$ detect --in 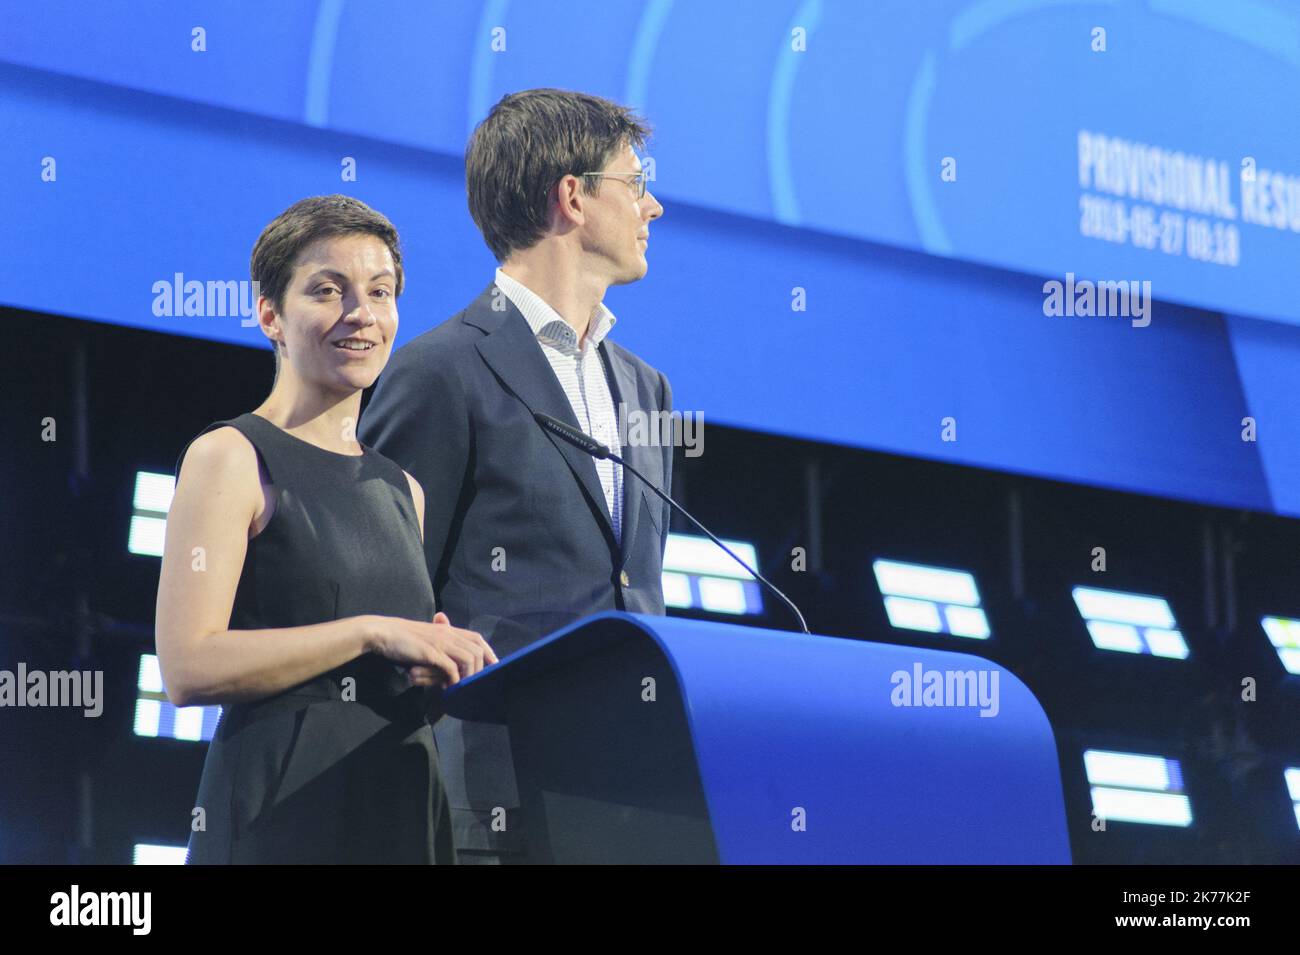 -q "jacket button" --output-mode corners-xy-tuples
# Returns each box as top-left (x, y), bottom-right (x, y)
(620, 570), (630, 587)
